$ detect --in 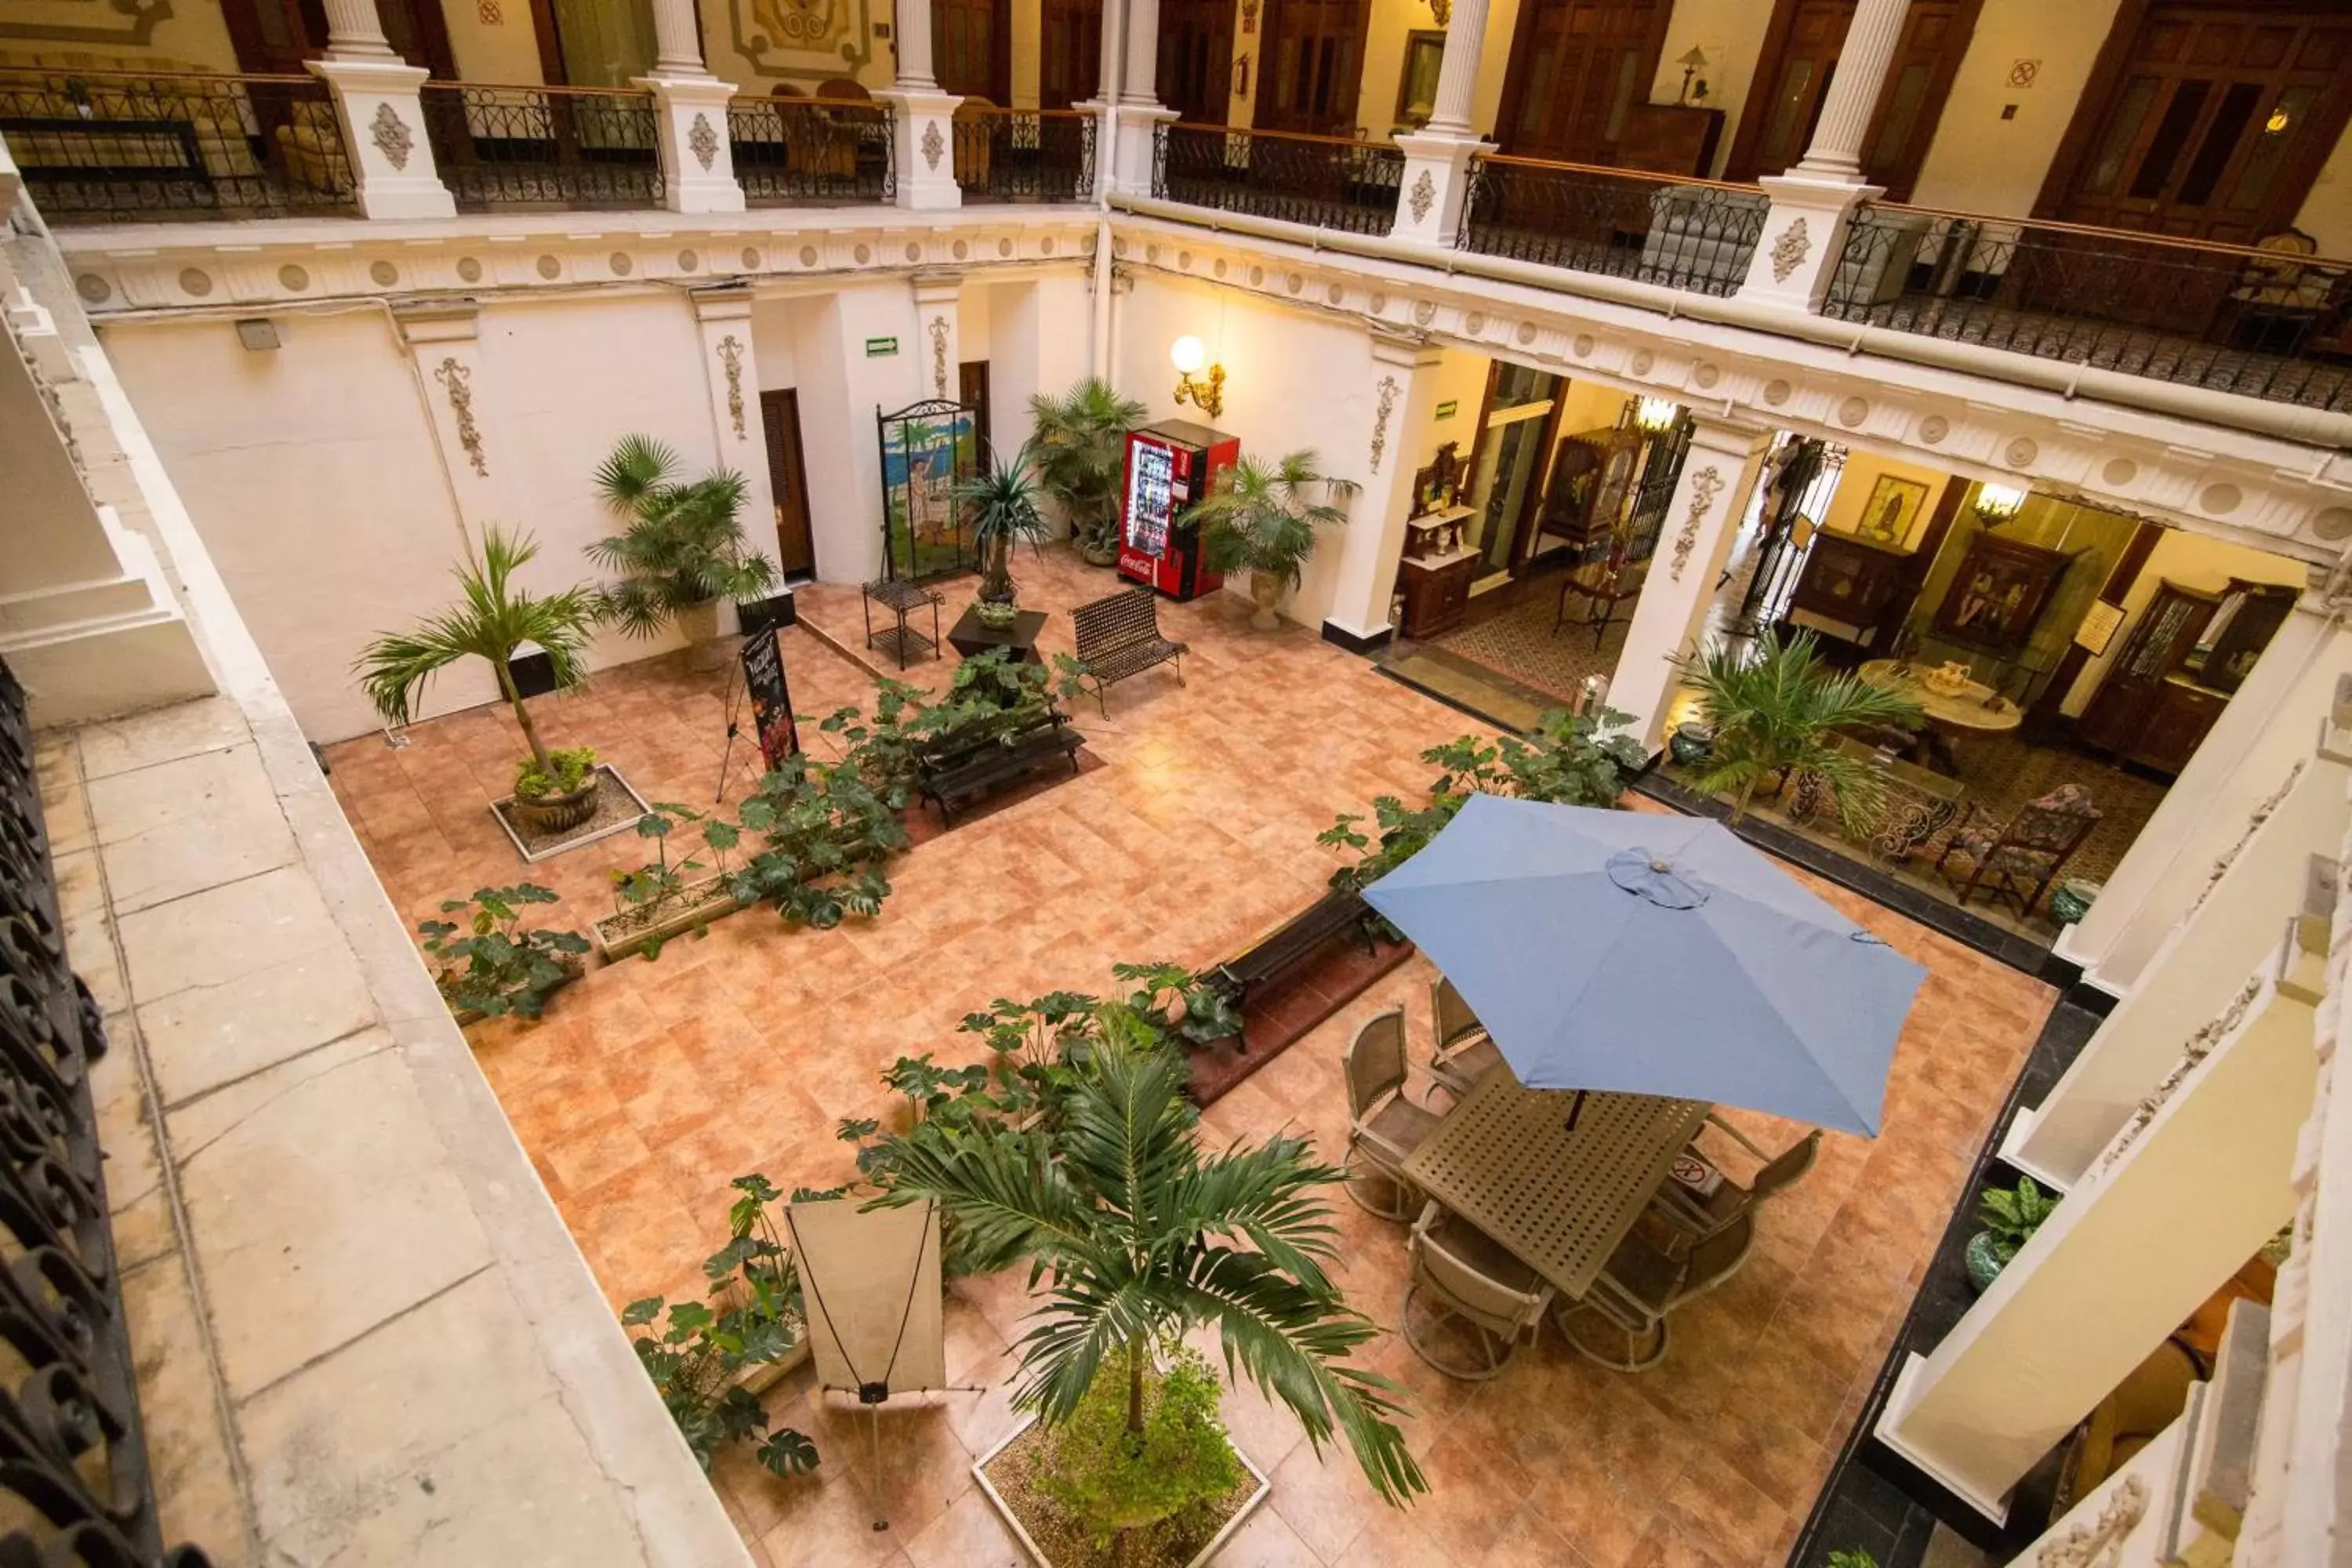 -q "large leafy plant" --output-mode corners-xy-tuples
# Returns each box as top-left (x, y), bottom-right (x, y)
(815, 650), (1087, 807)
(1976, 1175), (2057, 1266)
(591, 434), (777, 637)
(356, 525), (604, 792)
(952, 438), (1051, 612)
(1672, 629), (1924, 831)
(728, 752), (908, 929)
(1191, 449), (1359, 595)
(418, 884), (588, 1020)
(1028, 377), (1146, 561)
(877, 1011), (1426, 1563)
